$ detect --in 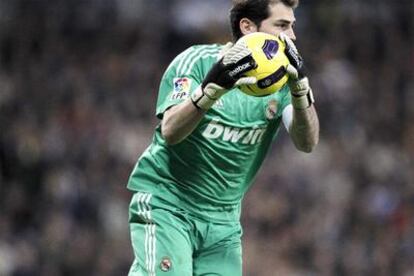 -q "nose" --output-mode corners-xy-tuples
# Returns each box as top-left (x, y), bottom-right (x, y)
(285, 29), (296, 41)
